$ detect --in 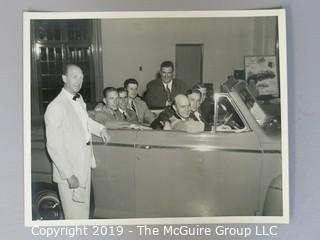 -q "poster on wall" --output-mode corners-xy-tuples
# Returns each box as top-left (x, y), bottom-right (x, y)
(245, 56), (279, 98)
